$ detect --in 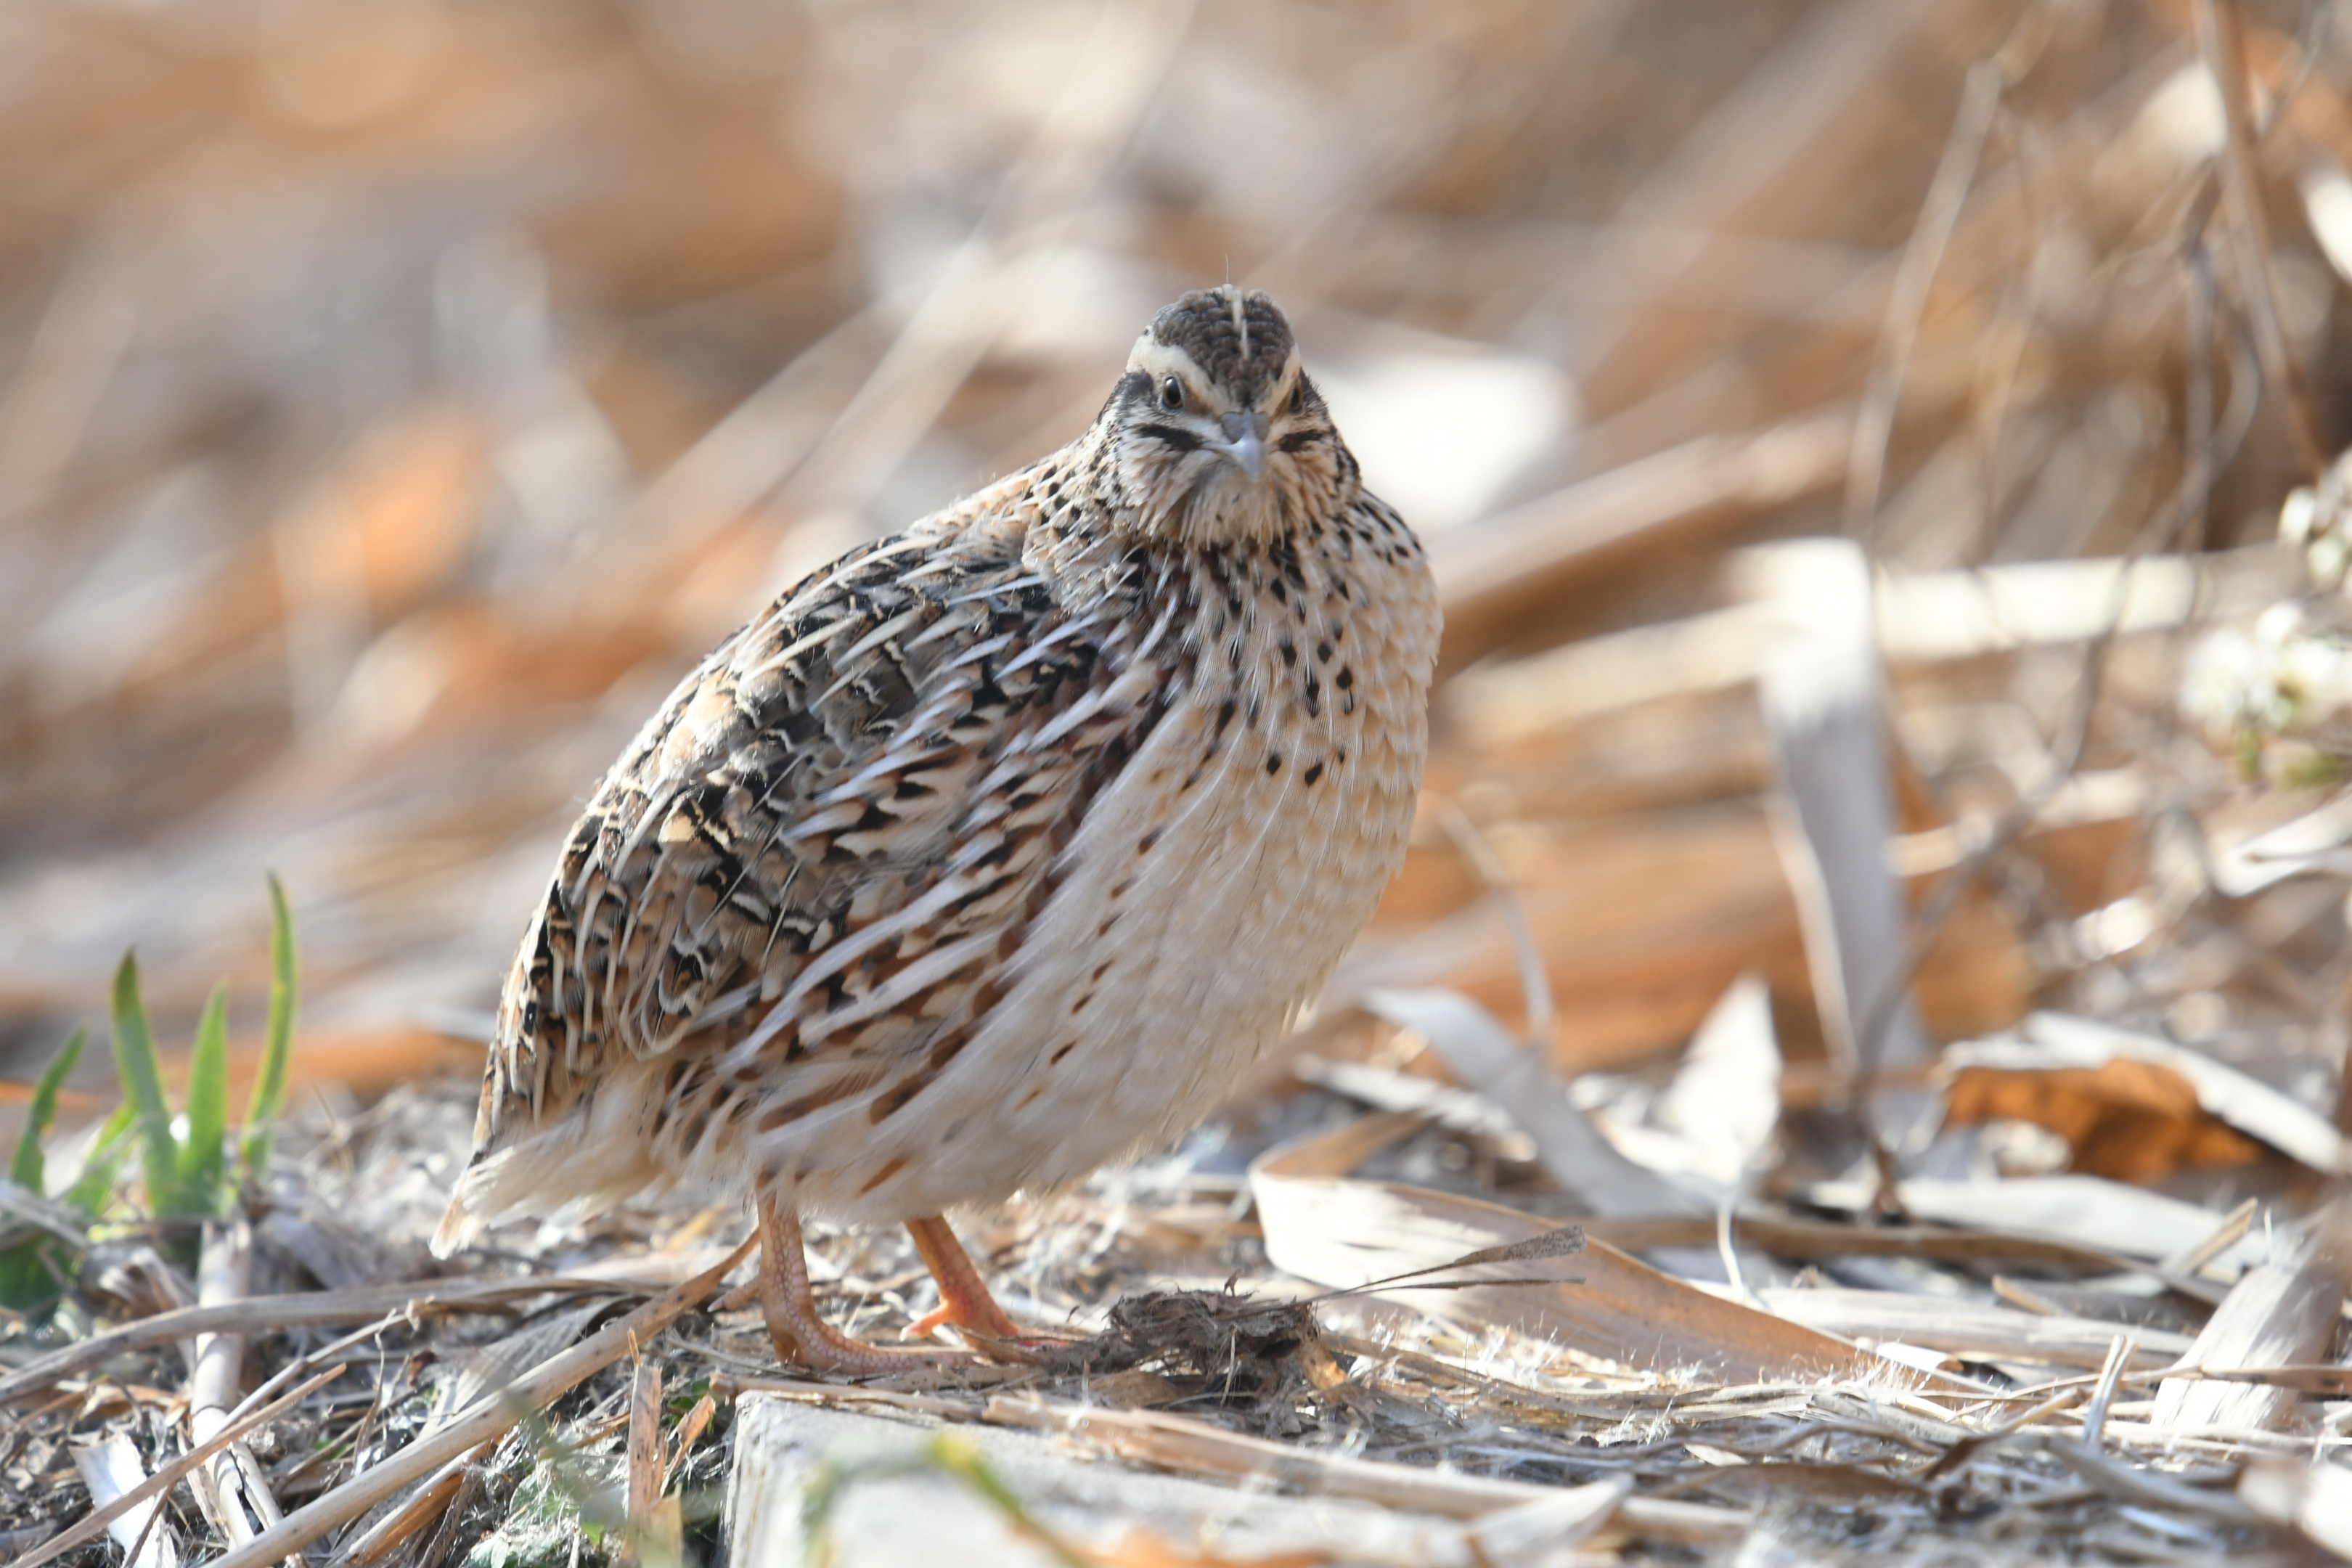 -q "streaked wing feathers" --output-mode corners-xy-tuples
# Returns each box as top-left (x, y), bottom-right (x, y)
(461, 499), (1183, 1182)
